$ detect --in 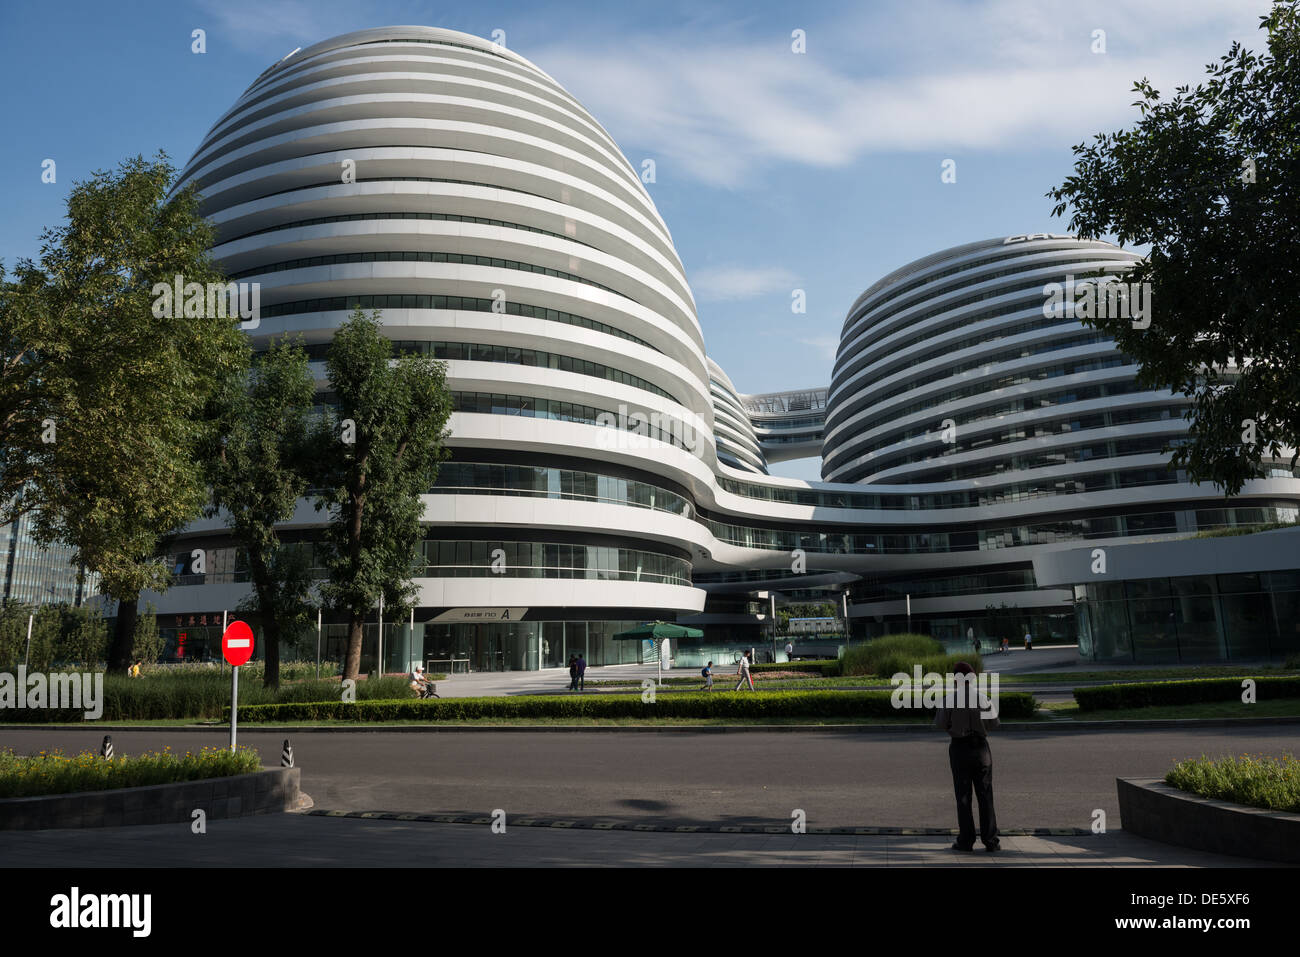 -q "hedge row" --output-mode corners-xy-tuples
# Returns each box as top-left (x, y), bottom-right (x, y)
(0, 673), (416, 722)
(1074, 676), (1300, 711)
(751, 660), (842, 676)
(234, 689), (1039, 722)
